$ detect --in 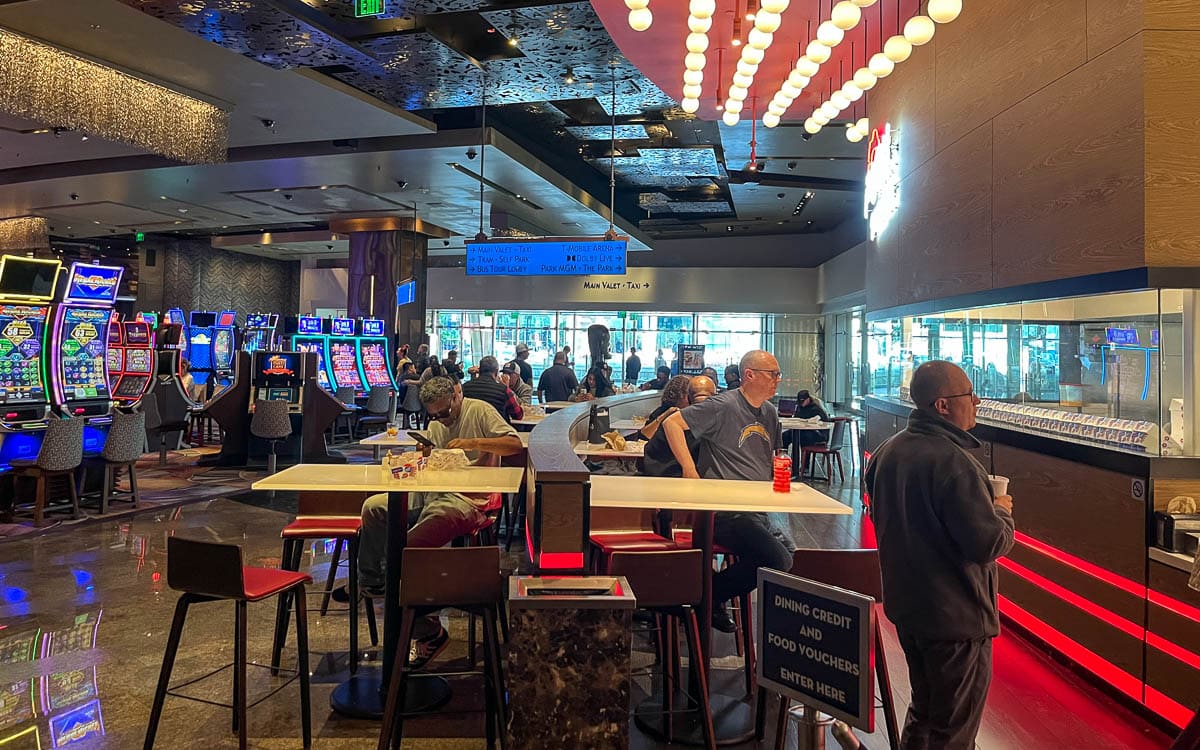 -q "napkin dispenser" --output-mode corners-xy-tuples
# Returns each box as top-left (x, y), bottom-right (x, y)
(587, 403), (610, 444)
(1154, 512), (1200, 552)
